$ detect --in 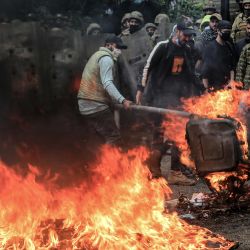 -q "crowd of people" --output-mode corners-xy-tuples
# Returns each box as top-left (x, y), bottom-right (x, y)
(78, 0), (250, 186)
(86, 10), (164, 45)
